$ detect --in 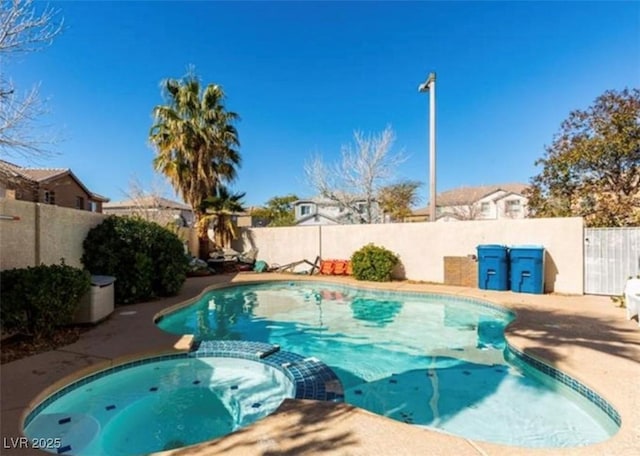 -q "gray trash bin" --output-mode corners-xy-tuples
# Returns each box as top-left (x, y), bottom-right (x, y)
(74, 275), (116, 324)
